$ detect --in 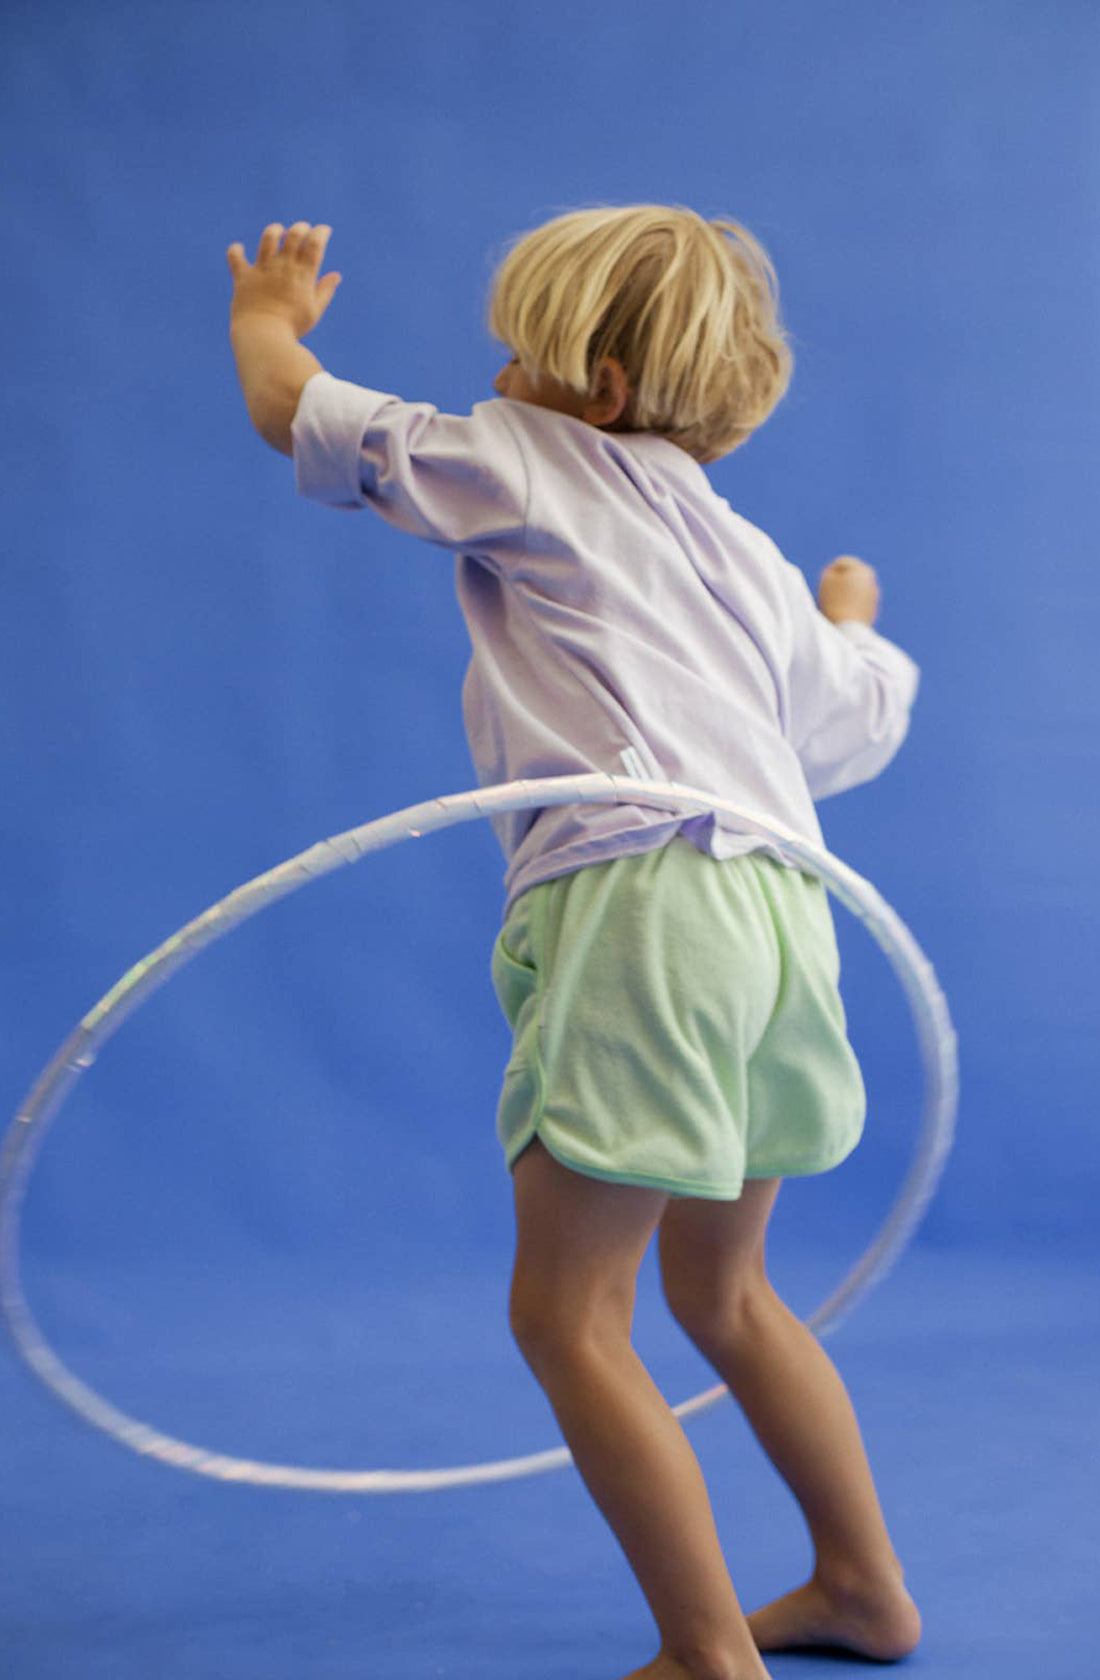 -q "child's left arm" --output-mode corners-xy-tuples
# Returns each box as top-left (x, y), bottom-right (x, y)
(227, 222), (342, 455)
